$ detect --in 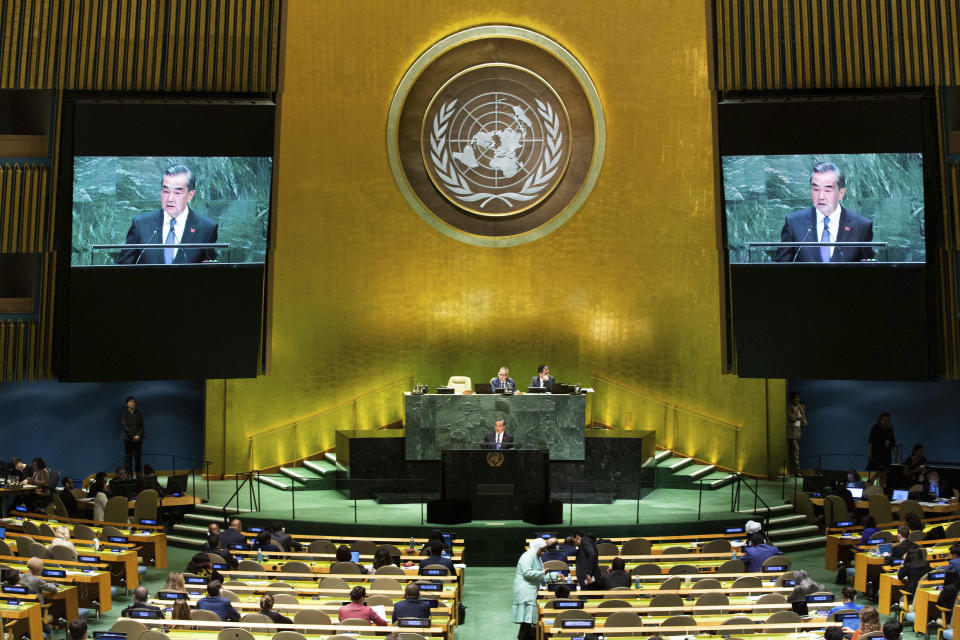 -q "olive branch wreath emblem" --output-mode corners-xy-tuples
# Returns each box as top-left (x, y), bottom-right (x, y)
(428, 98), (563, 210)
